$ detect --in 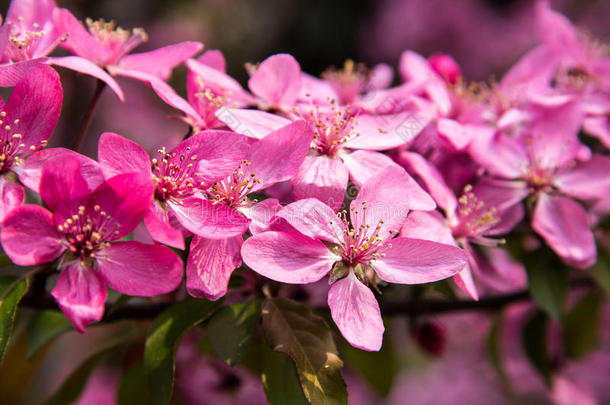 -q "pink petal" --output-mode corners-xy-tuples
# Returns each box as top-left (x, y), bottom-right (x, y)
(117, 41), (203, 81)
(7, 0), (57, 30)
(240, 198), (282, 234)
(53, 8), (110, 64)
(195, 49), (226, 71)
(470, 246), (527, 293)
(51, 263), (106, 333)
(241, 231), (338, 283)
(214, 108), (291, 139)
(4, 63), (62, 148)
(298, 73), (338, 103)
(532, 194), (596, 269)
(400, 210), (456, 246)
(247, 120), (312, 191)
(0, 179), (24, 222)
(185, 58), (254, 105)
(453, 265), (479, 301)
(436, 118), (494, 151)
(186, 235), (242, 300)
(340, 150), (398, 189)
(48, 56), (124, 101)
(292, 155), (349, 212)
(328, 271), (384, 351)
(368, 63), (393, 90)
(144, 201), (185, 250)
(276, 198), (347, 245)
(97, 132), (151, 179)
(169, 197), (251, 239)
(350, 166), (435, 239)
(398, 50), (432, 85)
(583, 116), (610, 149)
(1, 204), (63, 265)
(39, 156), (92, 216)
(374, 237), (467, 284)
(469, 133), (529, 179)
(174, 130), (249, 187)
(111, 66), (203, 126)
(87, 173), (153, 240)
(0, 59), (50, 87)
(248, 53), (301, 108)
(395, 151), (457, 215)
(16, 147), (104, 193)
(554, 154), (610, 202)
(345, 113), (425, 150)
(97, 241), (183, 296)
